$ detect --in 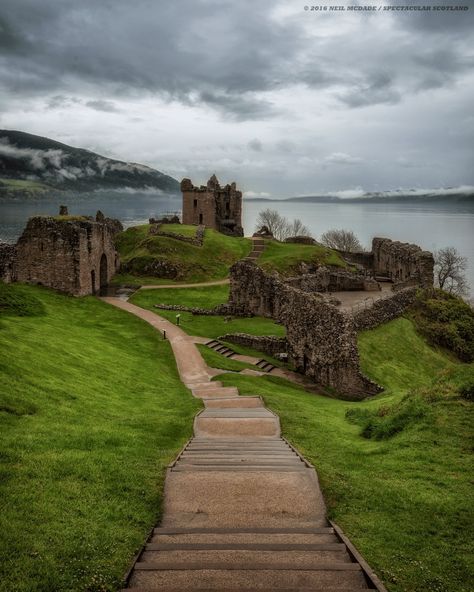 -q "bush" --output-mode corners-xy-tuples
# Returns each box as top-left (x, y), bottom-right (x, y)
(346, 394), (430, 440)
(459, 382), (474, 402)
(411, 289), (474, 362)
